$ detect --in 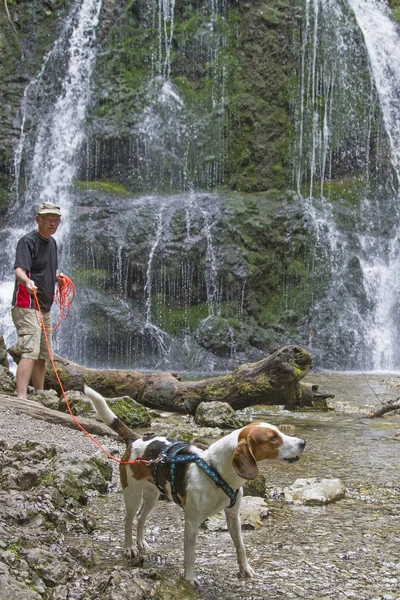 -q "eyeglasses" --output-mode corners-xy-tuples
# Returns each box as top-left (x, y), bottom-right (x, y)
(40, 216), (61, 223)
